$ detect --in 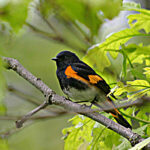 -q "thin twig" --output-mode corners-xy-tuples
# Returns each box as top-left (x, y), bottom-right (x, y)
(7, 85), (66, 114)
(0, 112), (68, 138)
(7, 85), (42, 106)
(120, 111), (150, 124)
(25, 22), (64, 42)
(16, 101), (49, 128)
(0, 112), (68, 121)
